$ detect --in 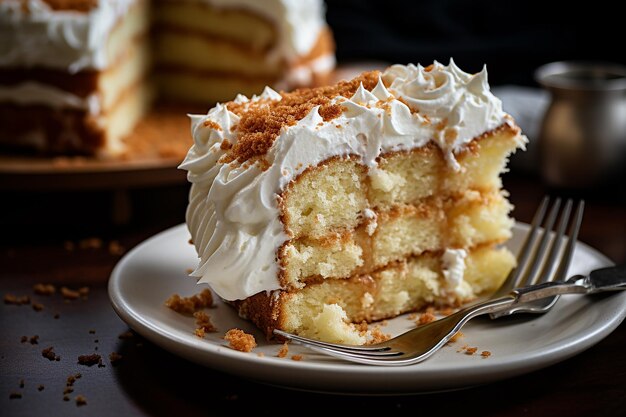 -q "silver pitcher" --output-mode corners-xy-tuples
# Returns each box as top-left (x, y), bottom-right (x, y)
(535, 62), (626, 188)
